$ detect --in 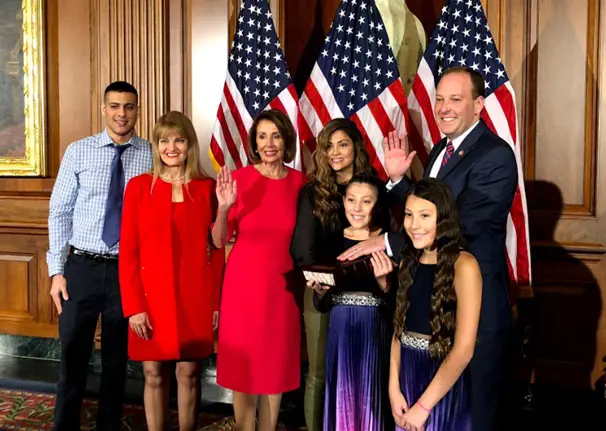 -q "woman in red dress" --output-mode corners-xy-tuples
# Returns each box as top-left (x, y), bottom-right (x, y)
(212, 109), (305, 431)
(119, 111), (224, 431)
